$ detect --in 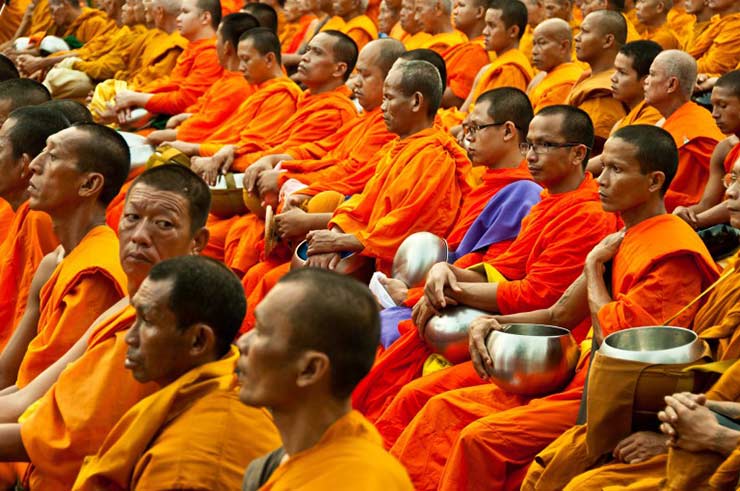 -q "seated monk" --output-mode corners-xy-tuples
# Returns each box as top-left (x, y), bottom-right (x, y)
(112, 0), (224, 124)
(580, 0), (642, 41)
(519, 0), (546, 64)
(238, 268), (414, 490)
(0, 123), (131, 391)
(527, 18), (584, 113)
(145, 12), (258, 146)
(414, 0), (467, 54)
(279, 0), (315, 49)
(644, 50), (723, 211)
(440, 0), (534, 130)
(72, 256), (281, 490)
(675, 70), (740, 230)
(635, 0), (679, 49)
(357, 105), (619, 423)
(682, 0), (713, 51)
(438, 0), (490, 109)
(390, 124), (719, 491)
(379, 0), (401, 35)
(320, 0), (378, 50)
(279, 0), (333, 69)
(397, 0), (432, 48)
(0, 165), (212, 489)
(688, 0), (740, 78)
